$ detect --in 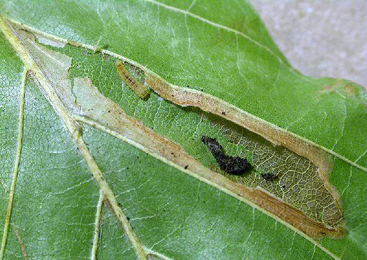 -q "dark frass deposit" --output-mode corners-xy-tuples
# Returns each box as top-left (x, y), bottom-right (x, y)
(201, 136), (252, 175)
